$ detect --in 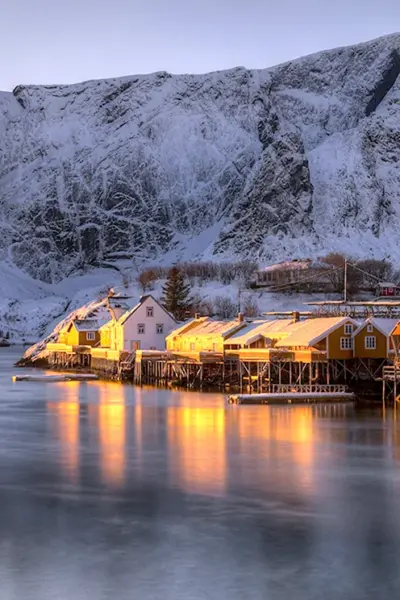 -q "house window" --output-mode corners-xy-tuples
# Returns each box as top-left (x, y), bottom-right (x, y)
(367, 324), (374, 333)
(156, 324), (164, 334)
(365, 336), (376, 350)
(190, 343), (195, 352)
(86, 332), (95, 341)
(212, 343), (218, 352)
(344, 324), (353, 335)
(340, 337), (353, 350)
(146, 307), (154, 318)
(137, 323), (145, 335)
